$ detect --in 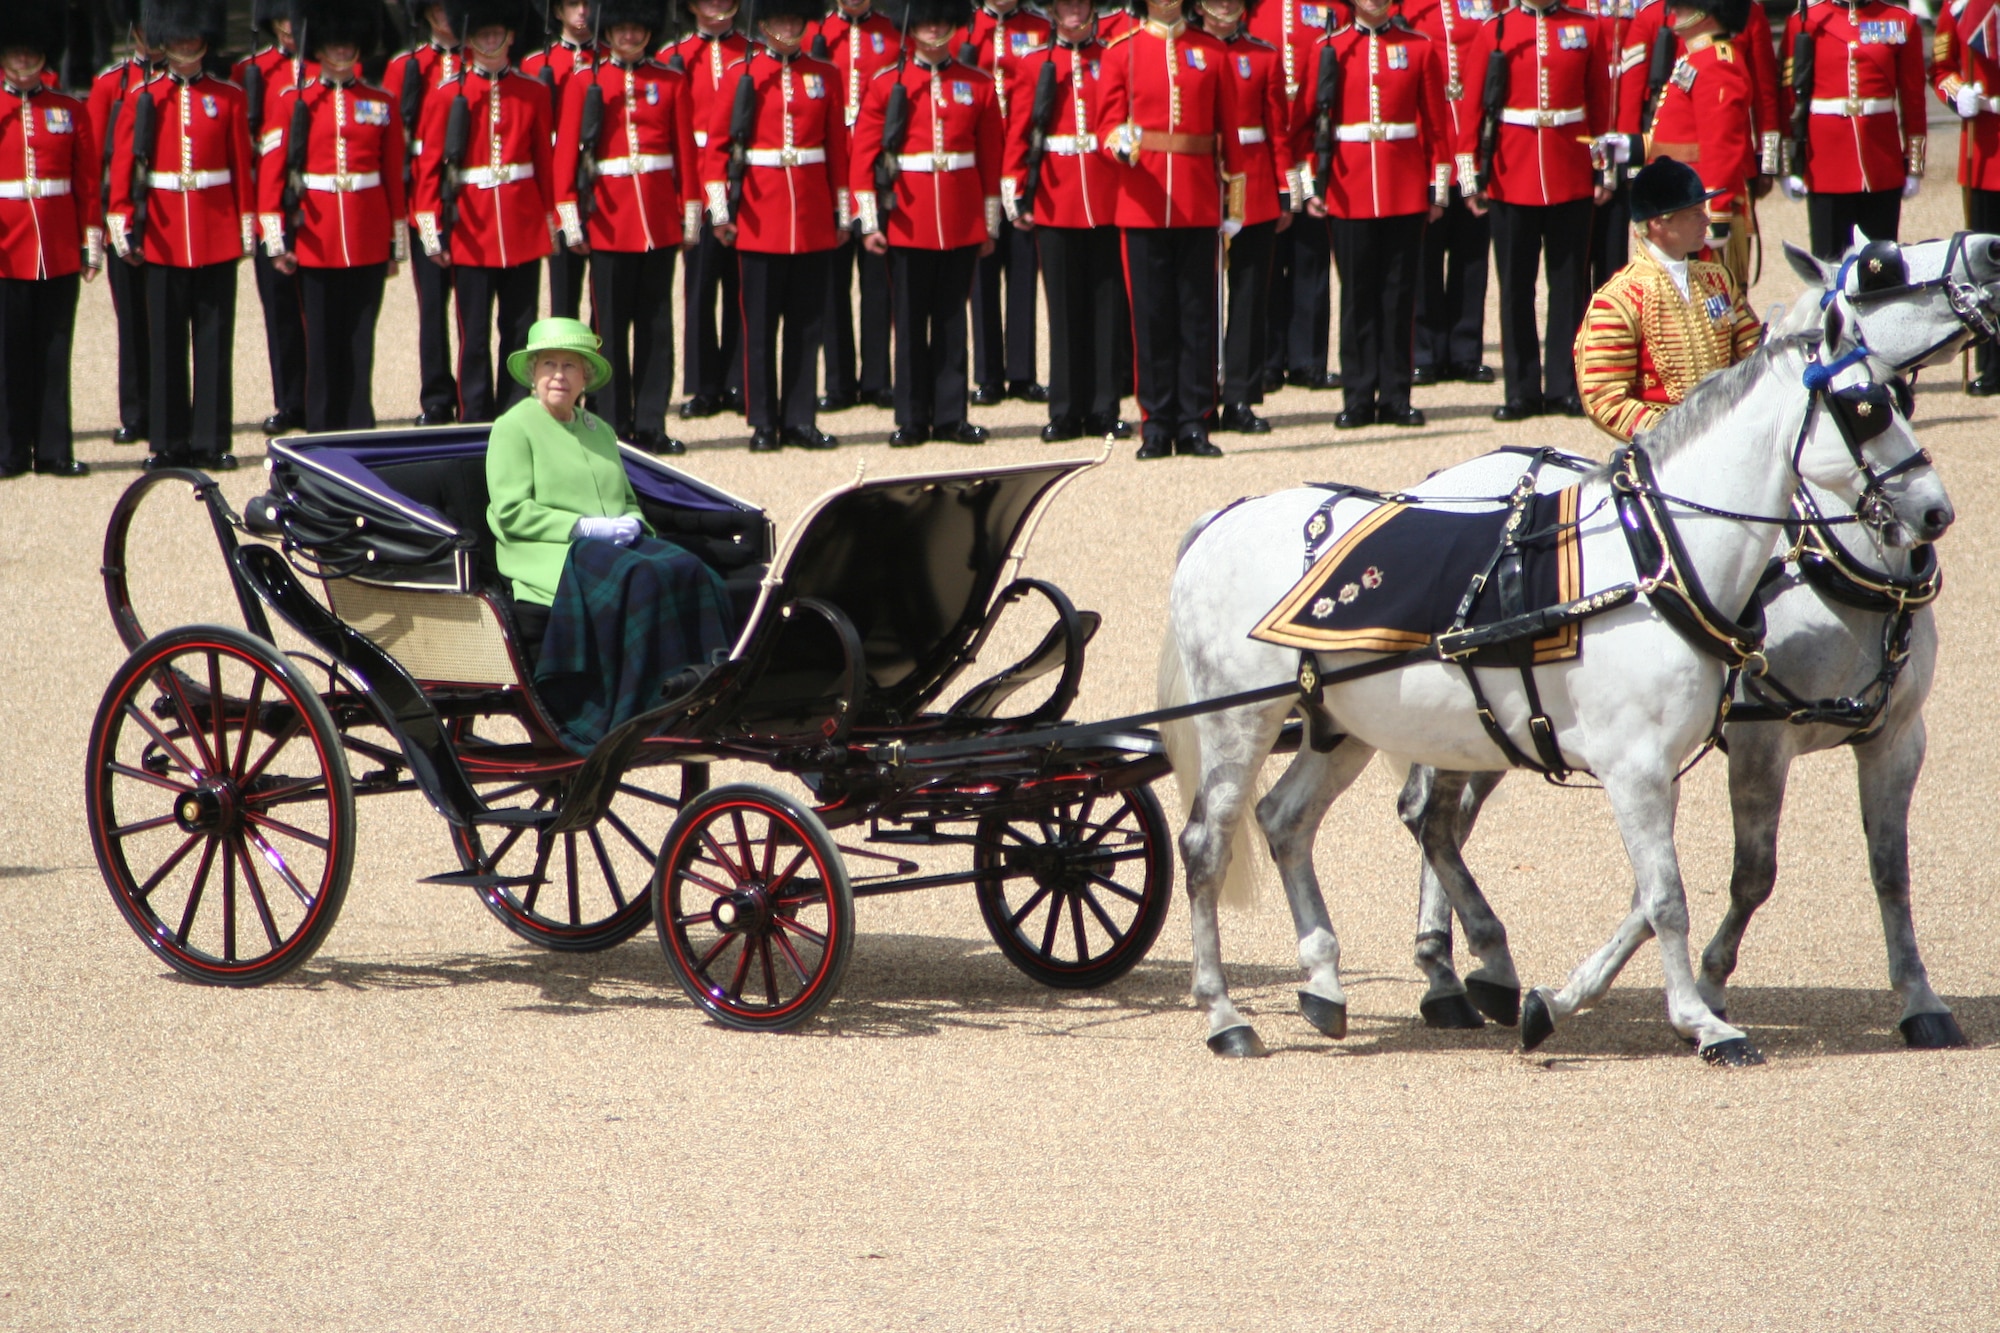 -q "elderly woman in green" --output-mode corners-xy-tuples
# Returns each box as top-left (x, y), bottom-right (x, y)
(487, 318), (732, 750)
